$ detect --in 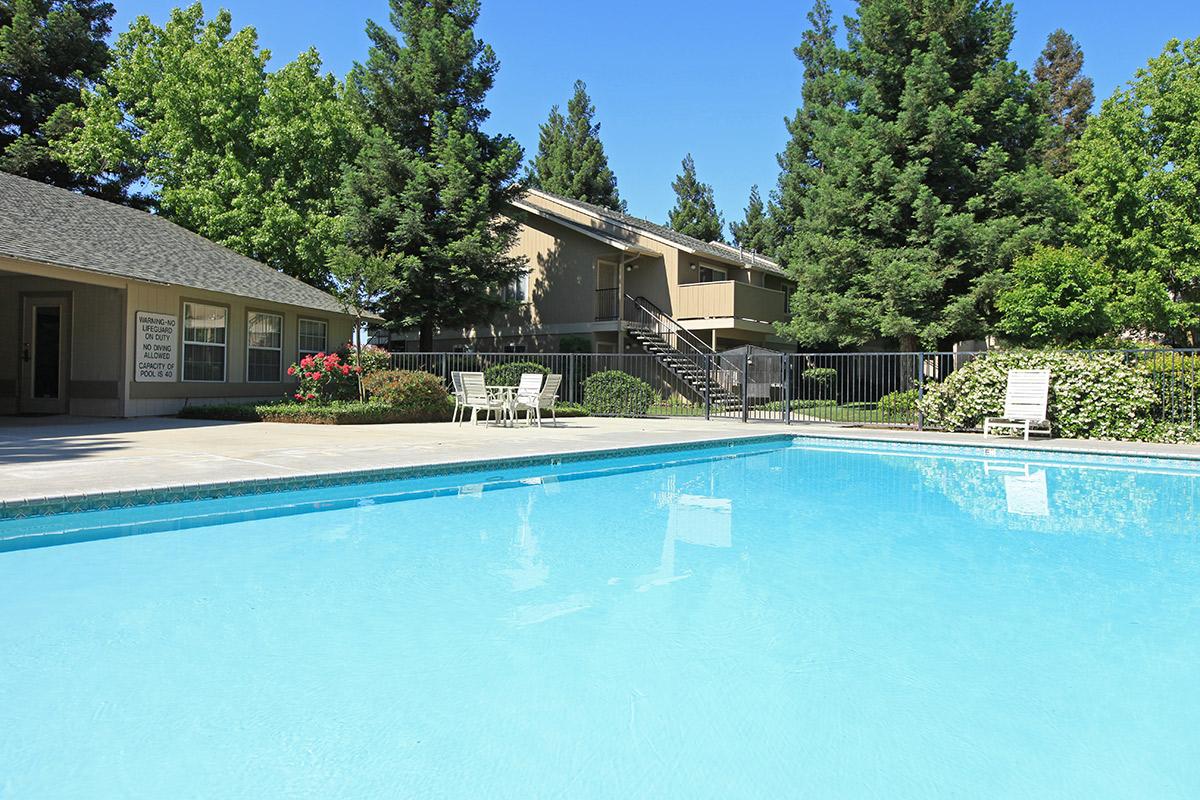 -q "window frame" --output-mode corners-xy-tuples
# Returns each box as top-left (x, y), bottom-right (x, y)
(245, 310), (284, 383)
(696, 263), (728, 283)
(297, 317), (329, 360)
(180, 300), (229, 383)
(503, 270), (531, 303)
